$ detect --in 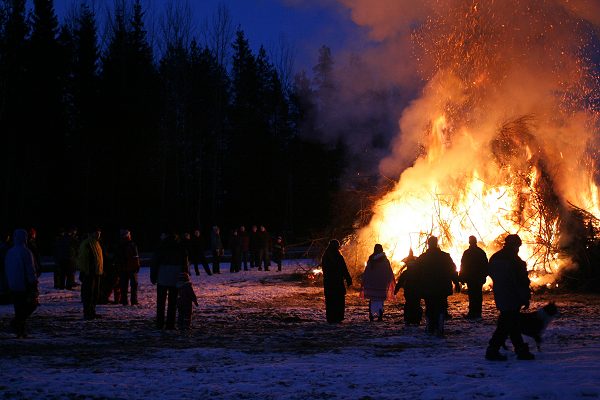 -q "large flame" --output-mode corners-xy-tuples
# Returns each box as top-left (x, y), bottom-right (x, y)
(340, 1), (600, 286)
